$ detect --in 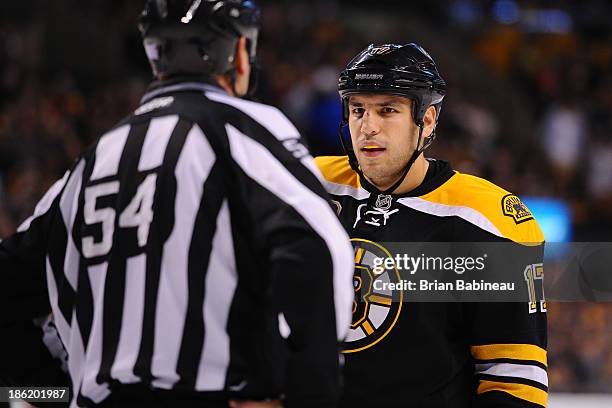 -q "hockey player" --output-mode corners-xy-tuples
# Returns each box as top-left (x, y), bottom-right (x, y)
(315, 43), (548, 407)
